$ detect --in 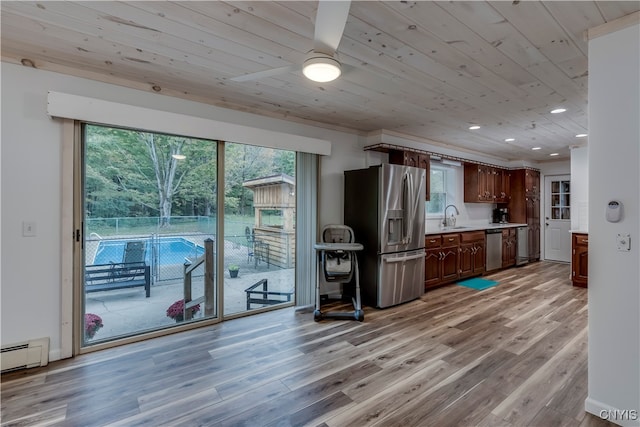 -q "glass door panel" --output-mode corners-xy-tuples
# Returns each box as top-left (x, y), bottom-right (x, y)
(82, 124), (218, 345)
(545, 175), (571, 262)
(223, 142), (296, 316)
